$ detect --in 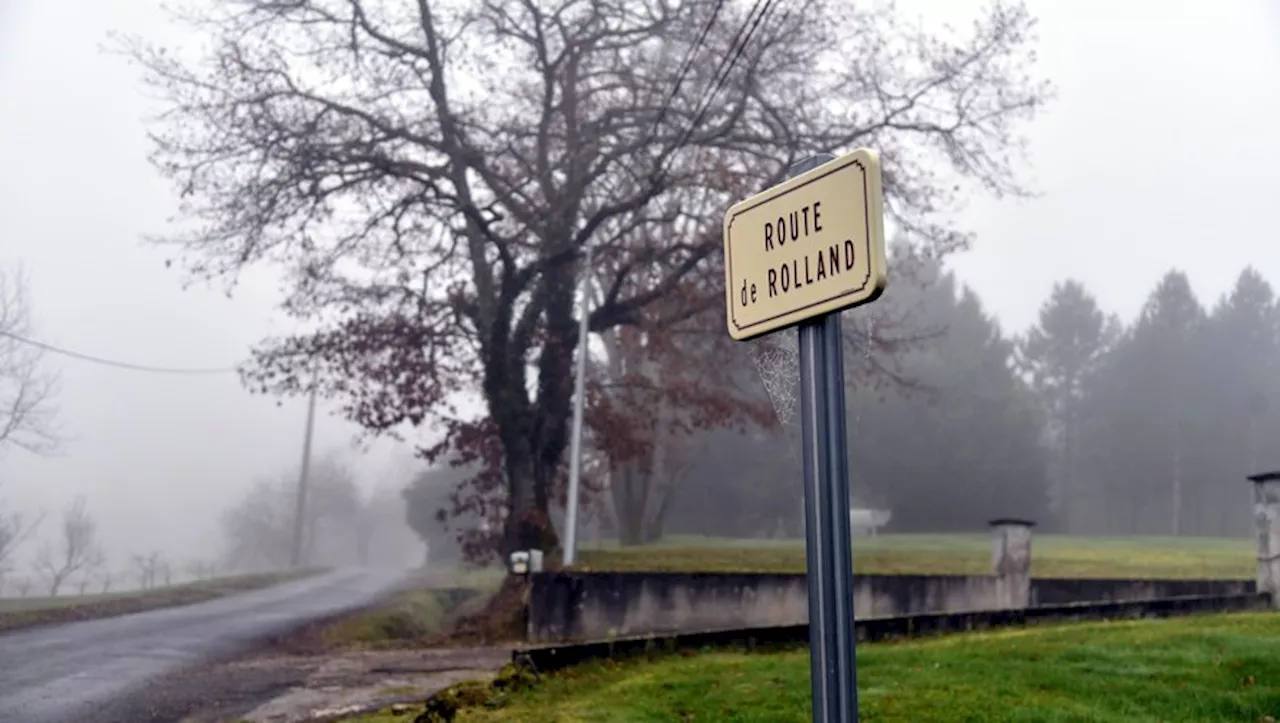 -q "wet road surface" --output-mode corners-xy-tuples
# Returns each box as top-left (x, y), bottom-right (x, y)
(0, 567), (408, 723)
